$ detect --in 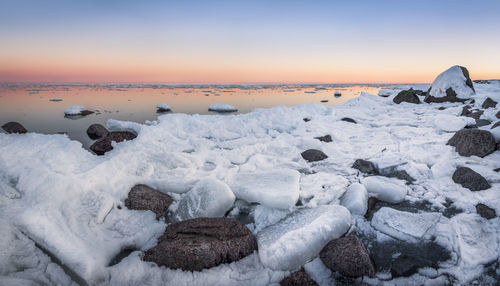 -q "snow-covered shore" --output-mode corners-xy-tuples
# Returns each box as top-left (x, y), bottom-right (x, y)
(1, 73), (499, 285)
